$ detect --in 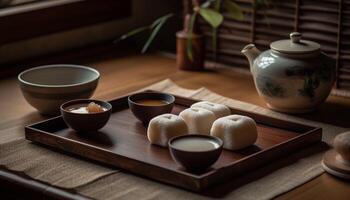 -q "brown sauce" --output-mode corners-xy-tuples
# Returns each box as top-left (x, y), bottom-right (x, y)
(135, 99), (169, 106)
